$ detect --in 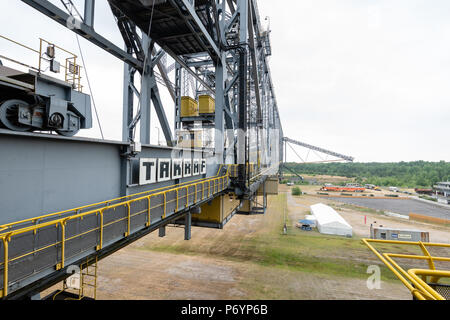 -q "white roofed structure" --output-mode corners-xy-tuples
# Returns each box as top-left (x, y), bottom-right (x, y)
(310, 203), (353, 237)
